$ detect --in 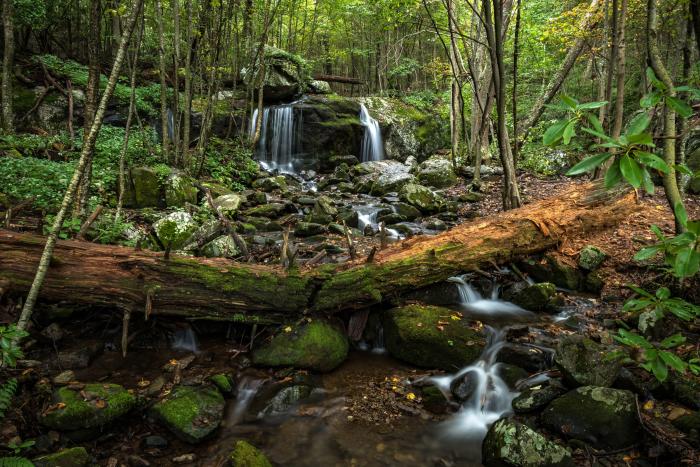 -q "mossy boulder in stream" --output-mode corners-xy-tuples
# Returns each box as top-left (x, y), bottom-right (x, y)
(482, 418), (574, 467)
(149, 385), (225, 443)
(230, 440), (272, 467)
(41, 383), (136, 431)
(555, 335), (621, 387)
(34, 446), (90, 467)
(542, 386), (641, 450)
(578, 245), (607, 271)
(252, 321), (349, 372)
(382, 305), (485, 371)
(507, 282), (558, 312)
(399, 183), (443, 213)
(416, 156), (457, 188)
